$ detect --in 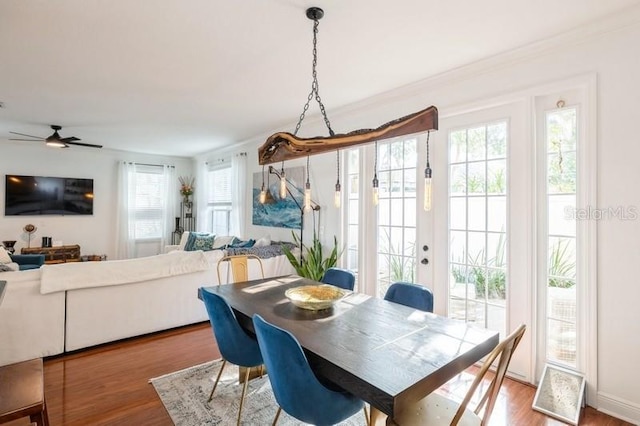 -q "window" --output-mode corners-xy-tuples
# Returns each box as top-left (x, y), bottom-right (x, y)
(345, 149), (360, 286)
(448, 121), (508, 334)
(131, 165), (165, 240)
(206, 165), (232, 235)
(376, 138), (417, 298)
(543, 106), (578, 367)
